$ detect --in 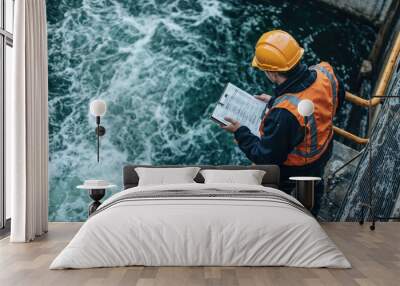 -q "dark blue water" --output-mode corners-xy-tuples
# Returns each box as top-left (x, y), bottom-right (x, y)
(46, 0), (376, 221)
